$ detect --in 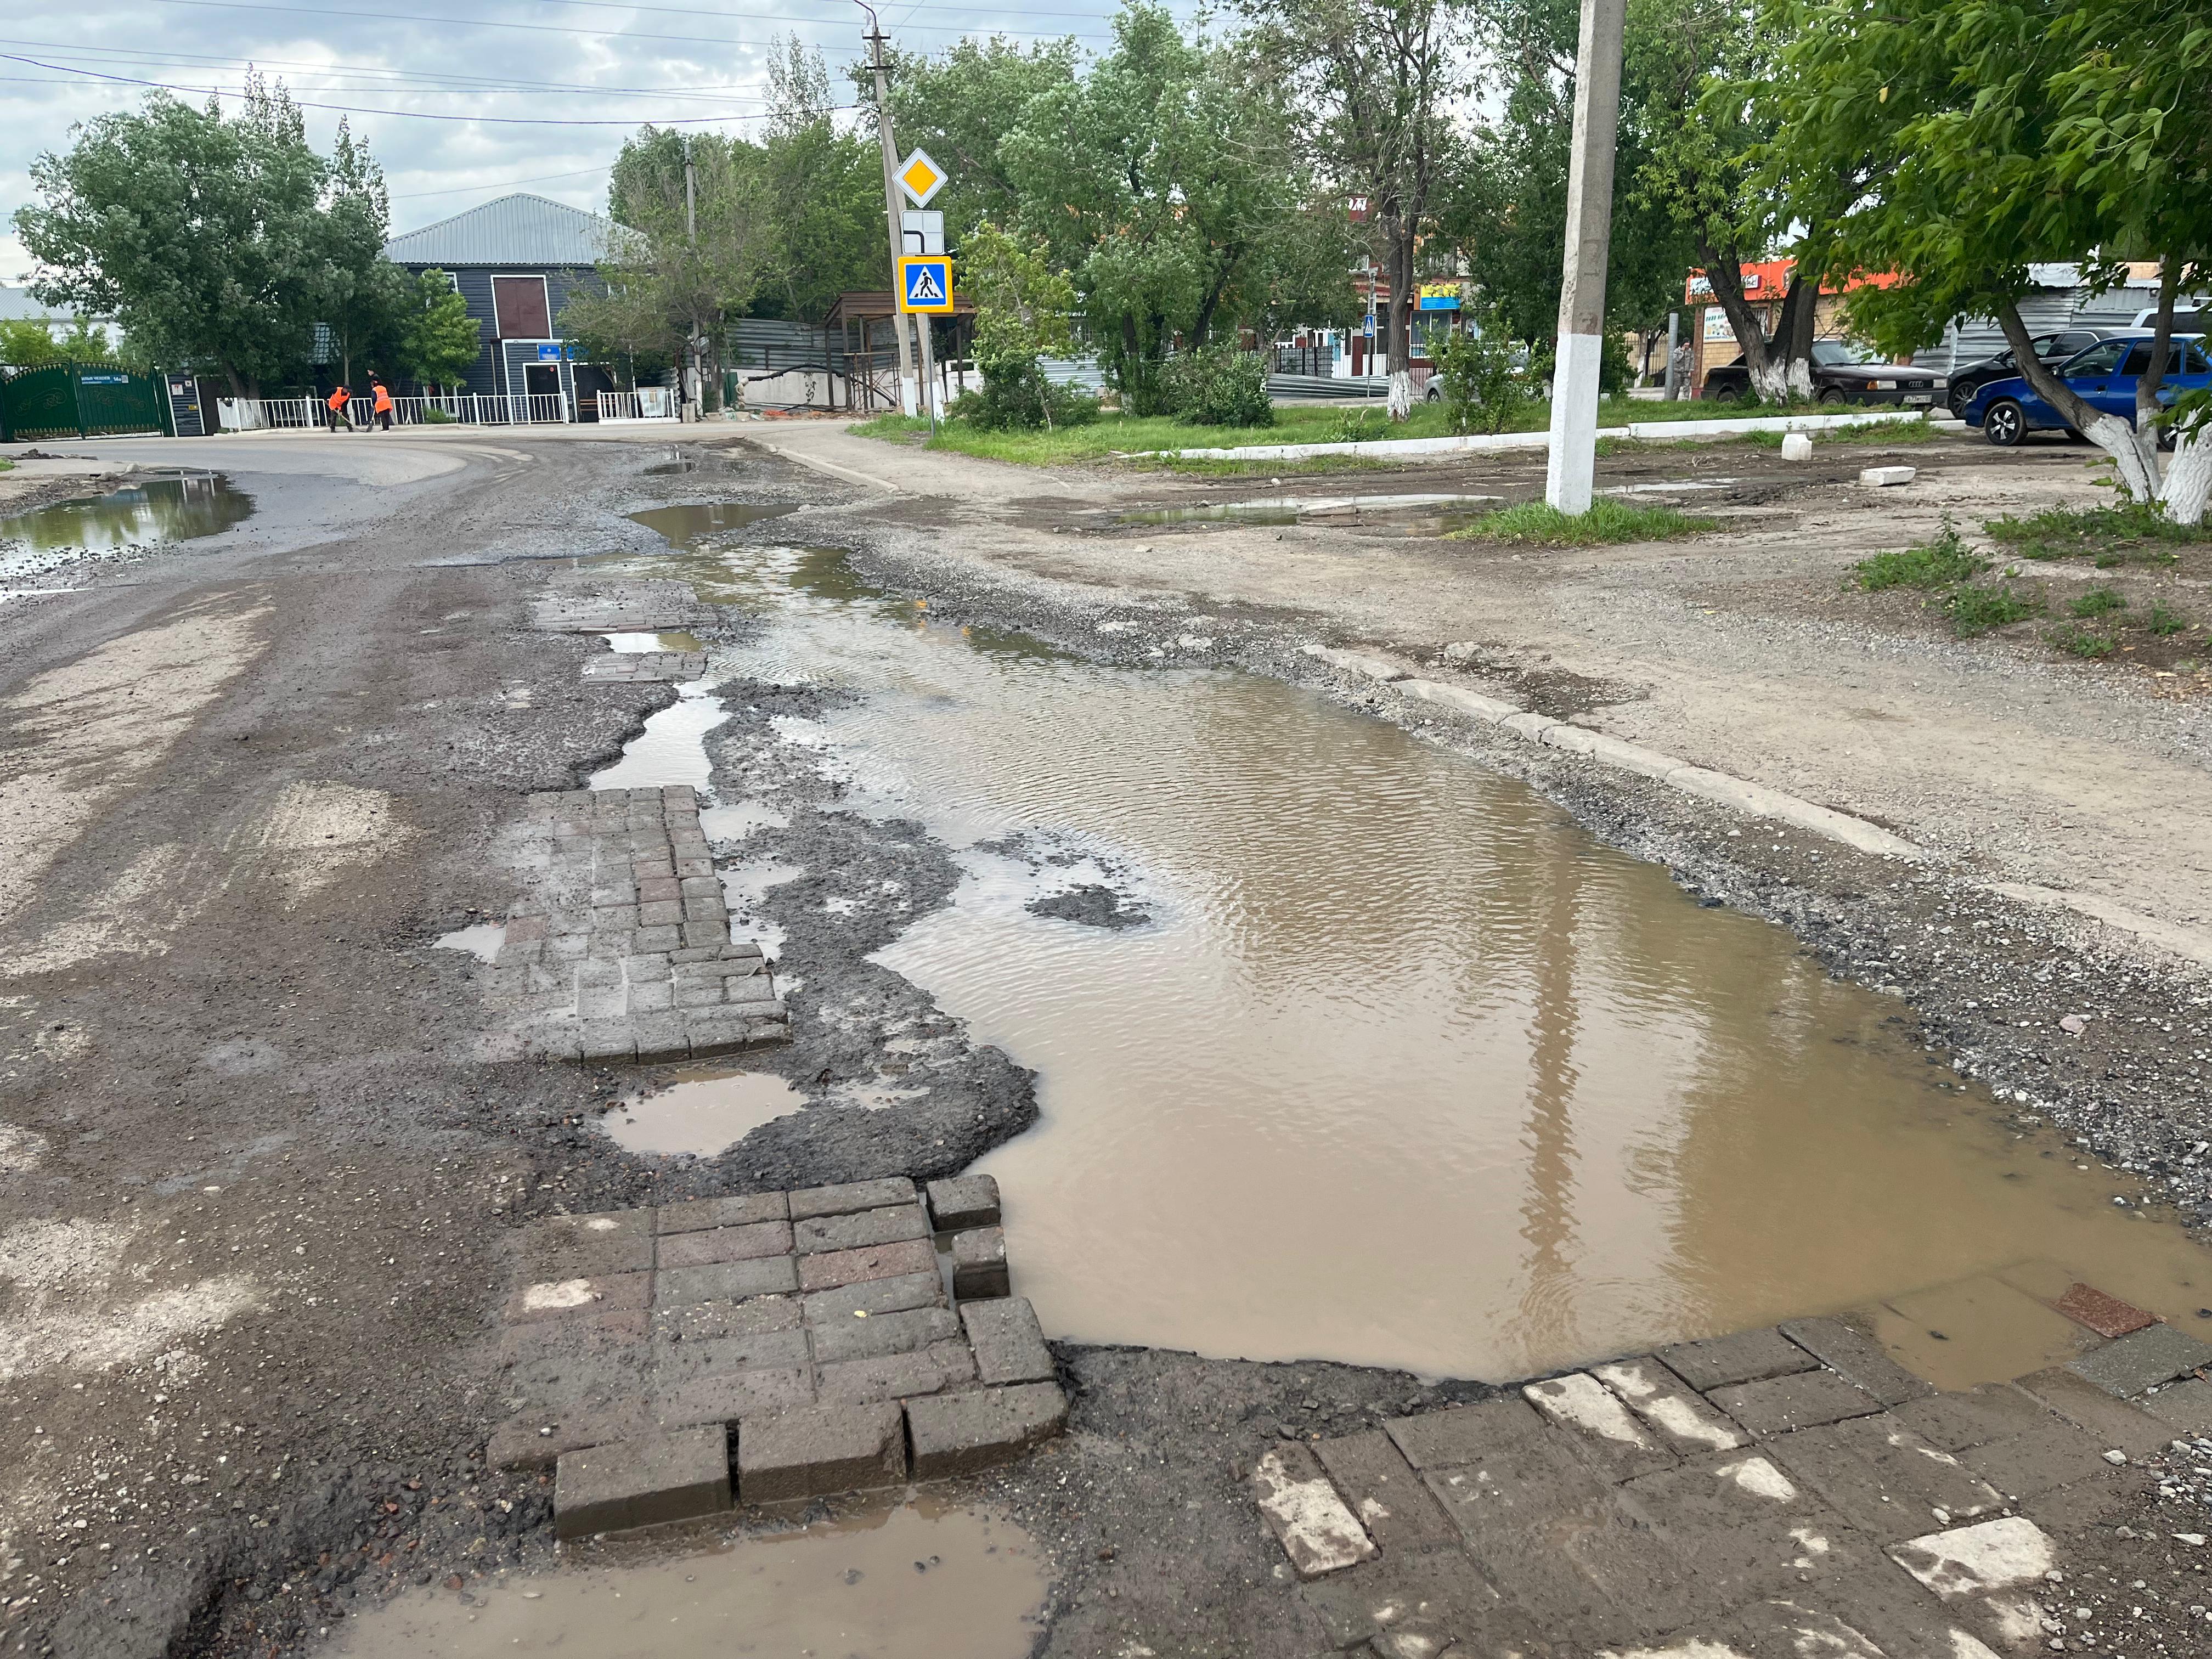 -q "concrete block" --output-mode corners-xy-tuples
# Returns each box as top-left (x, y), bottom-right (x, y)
(1386, 1397), (1548, 1471)
(802, 1271), (947, 1324)
(652, 1295), (802, 1345)
(504, 1272), (653, 1325)
(652, 1328), (811, 1380)
(2066, 1323), (2212, 1396)
(924, 1173), (1001, 1233)
(2140, 1374), (2212, 1435)
(654, 1219), (793, 1269)
(906, 1381), (1069, 1479)
(793, 1203), (930, 1254)
(1312, 1430), (1459, 1554)
(489, 1399), (652, 1471)
(1887, 1516), (2056, 1649)
(1250, 1442), (1378, 1579)
(498, 1310), (650, 1369)
(736, 1401), (906, 1503)
(1780, 431), (1814, 460)
(631, 1011), (692, 1063)
(2011, 1365), (2174, 1458)
(1521, 1373), (1677, 1480)
(1859, 465), (1916, 487)
(1621, 1449), (1871, 1605)
(652, 1366), (814, 1431)
(1396, 678), (1518, 724)
(1590, 1357), (1747, 1454)
(810, 1304), (963, 1365)
(654, 1254), (800, 1307)
(815, 1347), (969, 1405)
(555, 1426), (731, 1538)
(1778, 1317), (1936, 1407)
(1706, 1370), (1881, 1437)
(1961, 1419), (2118, 1503)
(1893, 1382), (2063, 1453)
(951, 1226), (1009, 1299)
(505, 1345), (654, 1412)
(798, 1237), (938, 1293)
(961, 1297), (1054, 1386)
(1763, 1411), (2005, 1542)
(788, 1177), (918, 1220)
(1657, 1328), (1818, 1392)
